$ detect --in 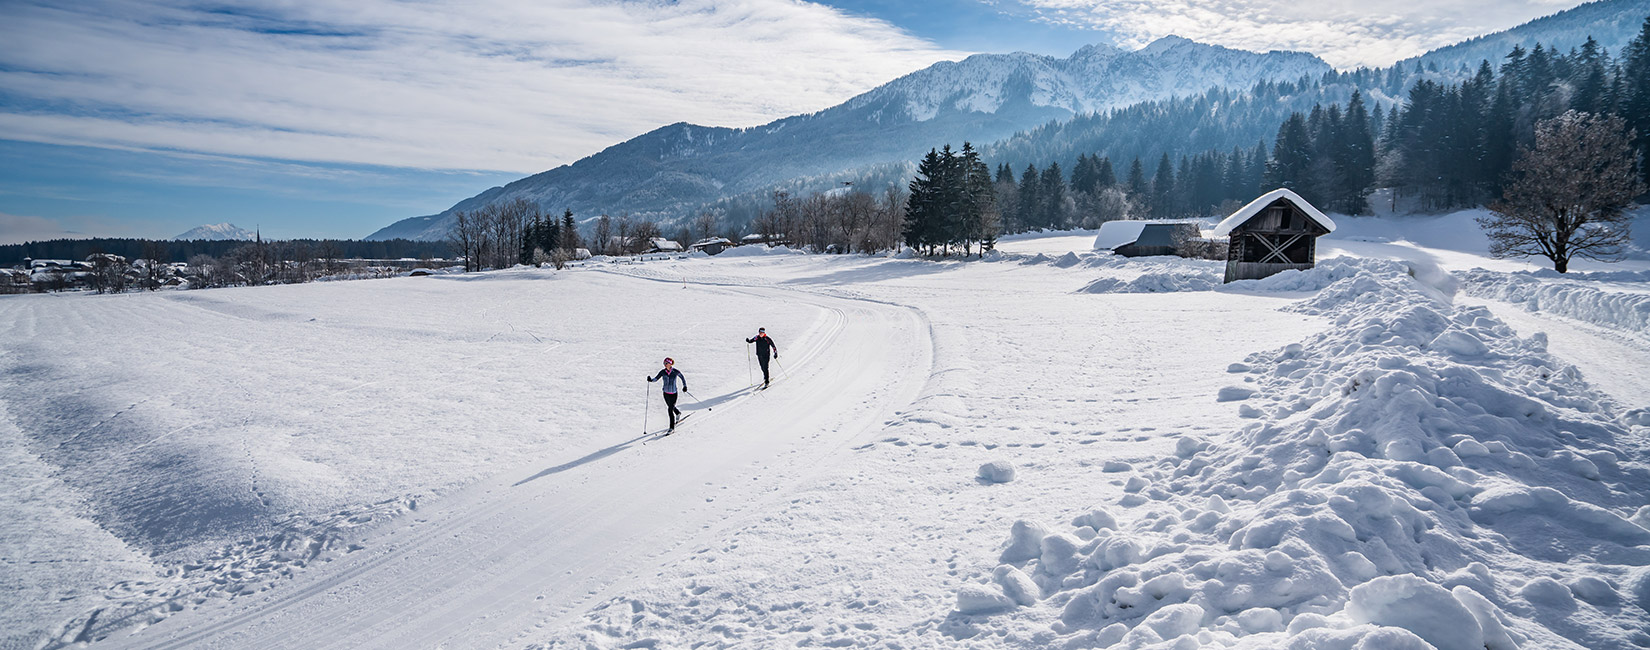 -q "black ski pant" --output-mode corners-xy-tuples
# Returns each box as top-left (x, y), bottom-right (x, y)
(664, 392), (680, 429)
(757, 355), (771, 385)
